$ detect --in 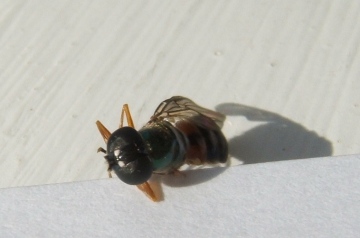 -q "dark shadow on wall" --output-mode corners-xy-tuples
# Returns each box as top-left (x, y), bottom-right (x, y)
(215, 103), (333, 164)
